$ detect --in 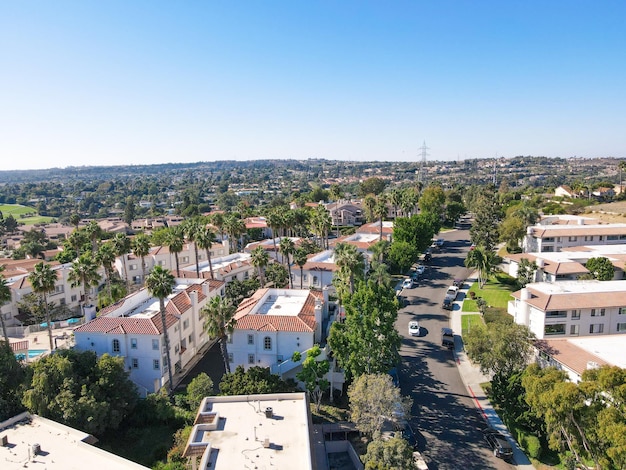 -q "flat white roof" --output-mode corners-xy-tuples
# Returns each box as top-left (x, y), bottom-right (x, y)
(255, 290), (309, 316)
(562, 244), (626, 256)
(190, 393), (312, 470)
(344, 232), (378, 243)
(0, 413), (149, 470)
(527, 280), (626, 295)
(567, 335), (626, 369)
(104, 280), (199, 318)
(308, 250), (336, 264)
(183, 252), (251, 273)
